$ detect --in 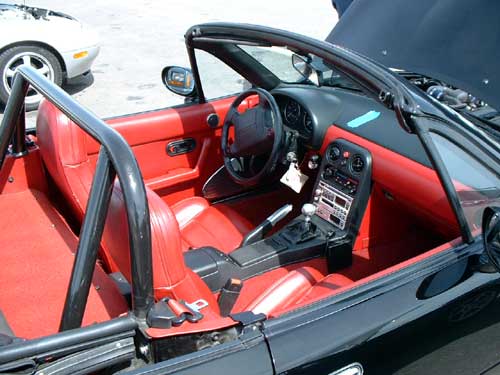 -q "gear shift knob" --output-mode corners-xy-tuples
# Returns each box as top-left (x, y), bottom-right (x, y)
(280, 203), (318, 244)
(302, 203), (317, 223)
